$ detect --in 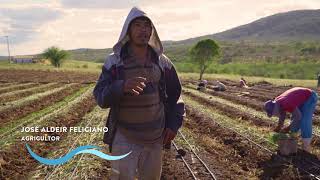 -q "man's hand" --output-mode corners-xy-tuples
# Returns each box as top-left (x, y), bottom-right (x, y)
(123, 77), (147, 95)
(163, 128), (176, 145)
